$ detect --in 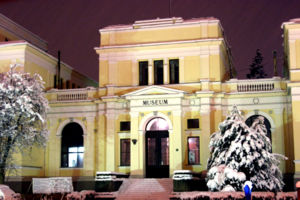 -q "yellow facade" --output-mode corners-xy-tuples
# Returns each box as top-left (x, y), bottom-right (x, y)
(2, 15), (300, 188)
